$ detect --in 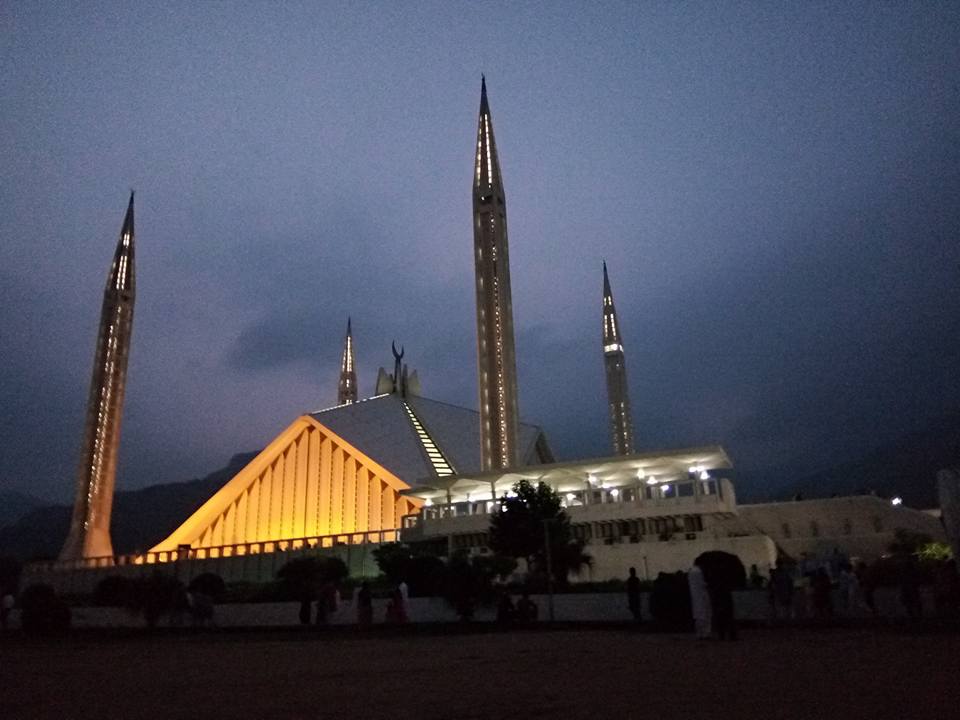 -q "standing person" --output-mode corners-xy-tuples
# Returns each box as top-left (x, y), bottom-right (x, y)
(356, 582), (373, 628)
(687, 561), (712, 639)
(517, 591), (538, 624)
(899, 557), (923, 621)
(496, 592), (516, 625)
(626, 567), (643, 622)
(769, 562), (795, 621)
(857, 562), (878, 615)
(837, 563), (859, 615)
(298, 593), (312, 625)
(811, 568), (833, 620)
